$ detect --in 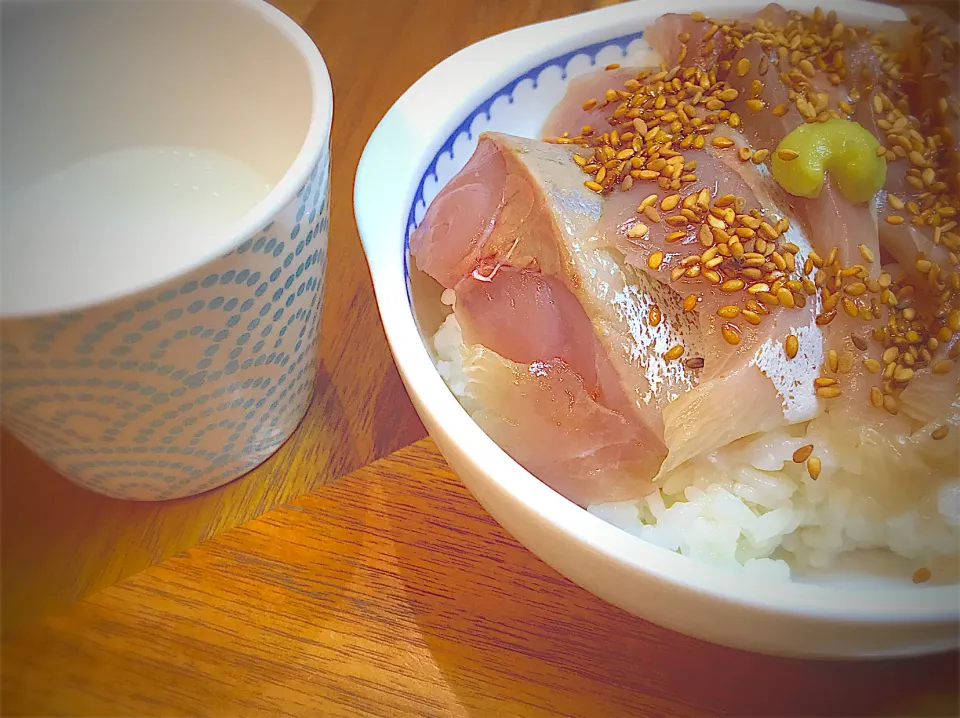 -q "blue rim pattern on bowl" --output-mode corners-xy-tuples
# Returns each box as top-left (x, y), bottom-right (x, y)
(402, 30), (646, 297)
